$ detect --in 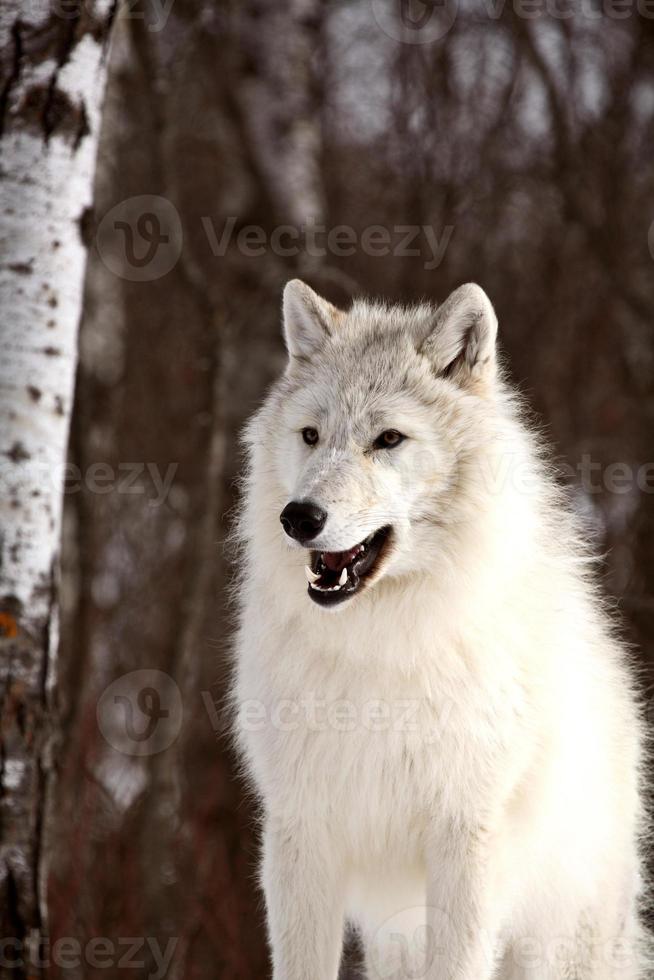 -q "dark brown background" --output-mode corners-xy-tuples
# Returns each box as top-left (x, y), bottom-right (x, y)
(47, 2), (654, 977)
